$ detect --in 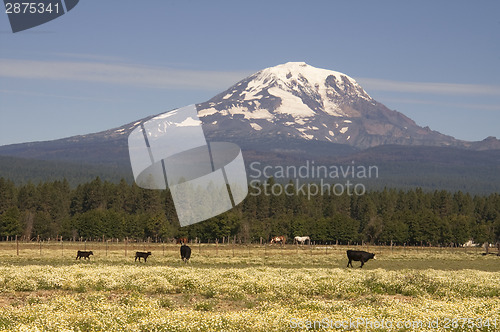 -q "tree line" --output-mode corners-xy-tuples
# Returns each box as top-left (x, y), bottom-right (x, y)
(0, 177), (499, 245)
